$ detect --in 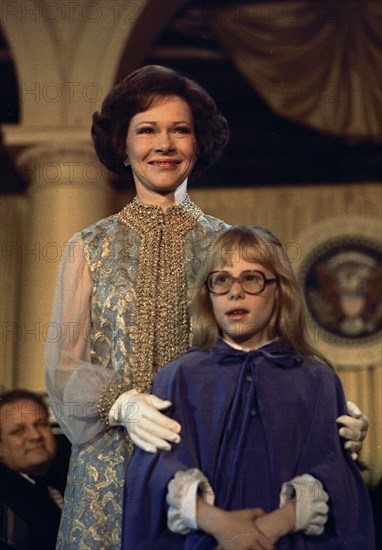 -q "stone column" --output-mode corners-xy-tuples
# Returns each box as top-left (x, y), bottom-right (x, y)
(14, 141), (113, 391)
(1, 194), (27, 390)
